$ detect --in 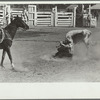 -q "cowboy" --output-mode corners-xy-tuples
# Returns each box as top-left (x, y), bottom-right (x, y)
(87, 14), (91, 27)
(10, 13), (14, 22)
(54, 38), (74, 58)
(21, 7), (28, 24)
(0, 28), (5, 43)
